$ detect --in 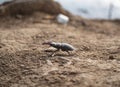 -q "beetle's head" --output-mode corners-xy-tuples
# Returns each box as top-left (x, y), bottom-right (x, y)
(42, 41), (53, 45)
